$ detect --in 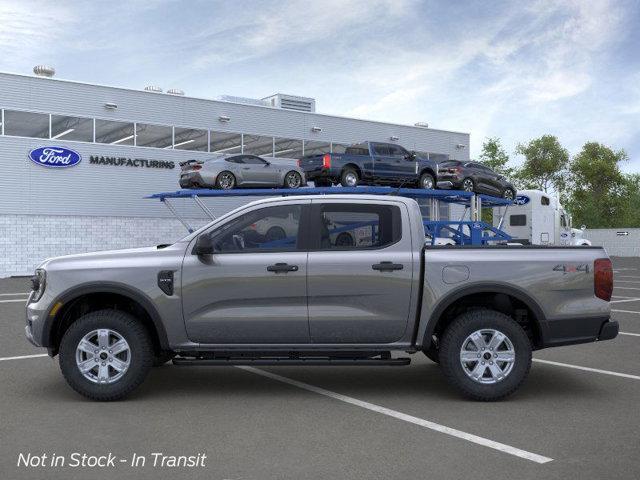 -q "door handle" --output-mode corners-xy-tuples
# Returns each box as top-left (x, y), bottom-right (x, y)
(242, 167), (251, 170)
(267, 263), (299, 273)
(372, 261), (404, 272)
